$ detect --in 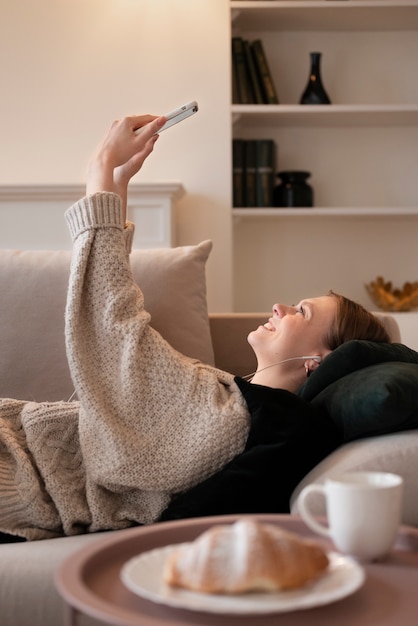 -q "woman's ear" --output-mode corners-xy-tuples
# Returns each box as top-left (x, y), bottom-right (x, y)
(304, 356), (322, 377)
